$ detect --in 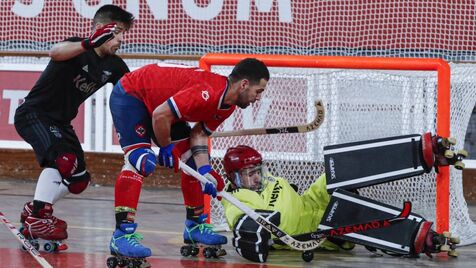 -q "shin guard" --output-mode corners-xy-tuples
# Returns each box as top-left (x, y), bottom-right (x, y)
(324, 134), (426, 192)
(320, 189), (425, 255)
